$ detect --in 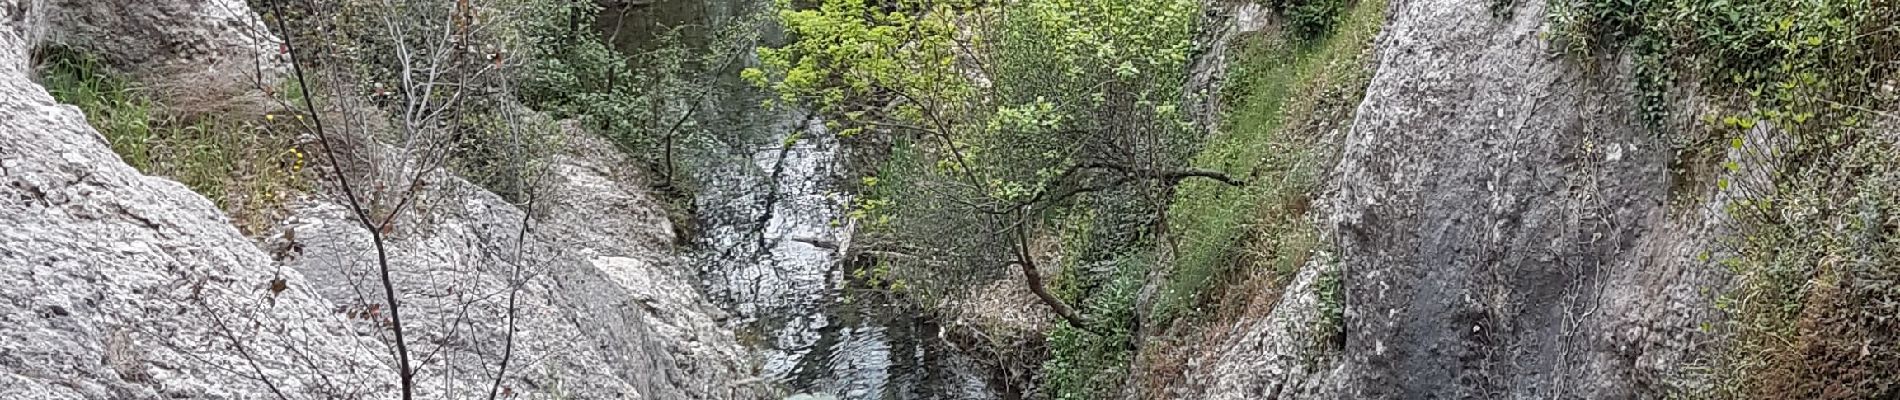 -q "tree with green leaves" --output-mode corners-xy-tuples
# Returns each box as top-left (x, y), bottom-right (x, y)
(746, 0), (1239, 333)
